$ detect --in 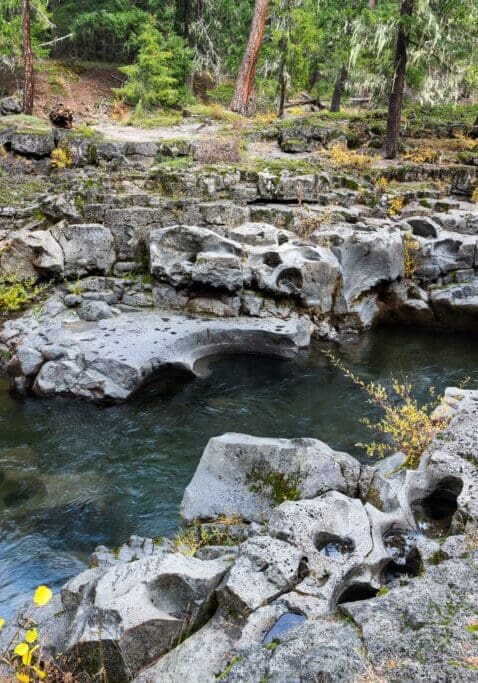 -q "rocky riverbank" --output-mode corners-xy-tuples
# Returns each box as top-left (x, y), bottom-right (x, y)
(1, 387), (476, 681)
(1, 112), (478, 680)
